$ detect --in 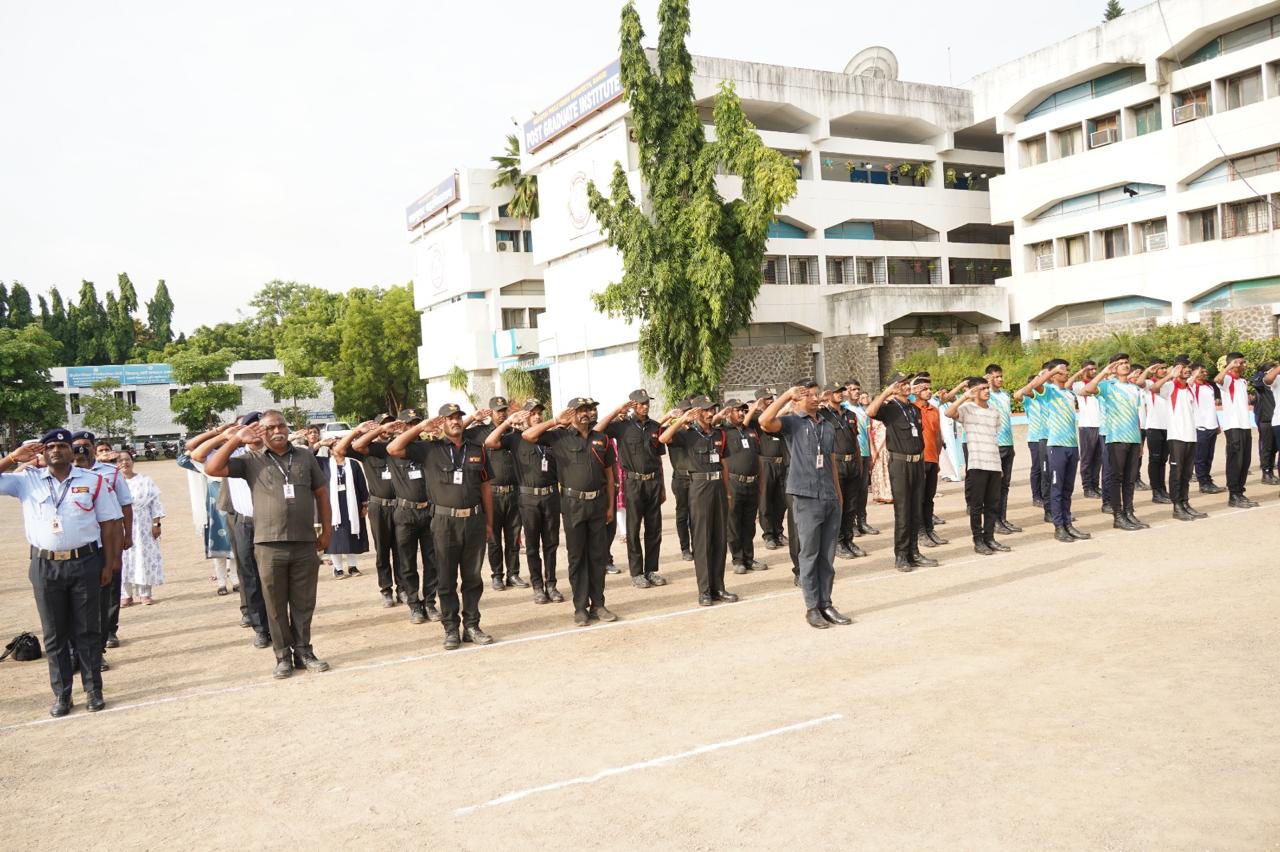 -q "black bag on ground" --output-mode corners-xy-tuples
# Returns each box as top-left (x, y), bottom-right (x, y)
(1, 632), (42, 662)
